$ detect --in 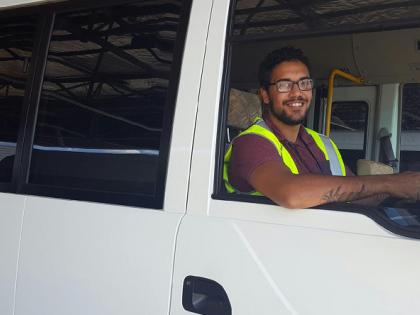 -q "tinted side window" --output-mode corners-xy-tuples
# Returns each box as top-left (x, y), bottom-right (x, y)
(0, 16), (37, 182)
(28, 1), (187, 207)
(400, 83), (420, 171)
